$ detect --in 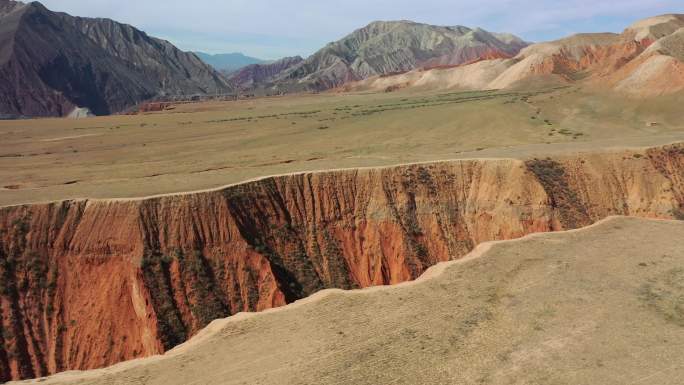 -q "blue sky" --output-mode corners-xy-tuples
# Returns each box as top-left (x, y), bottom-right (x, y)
(39, 0), (684, 60)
